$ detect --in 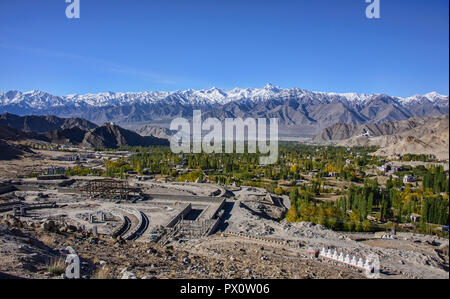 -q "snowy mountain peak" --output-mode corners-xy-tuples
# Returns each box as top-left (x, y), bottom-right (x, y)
(263, 83), (279, 90)
(399, 92), (448, 104)
(424, 91), (446, 102)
